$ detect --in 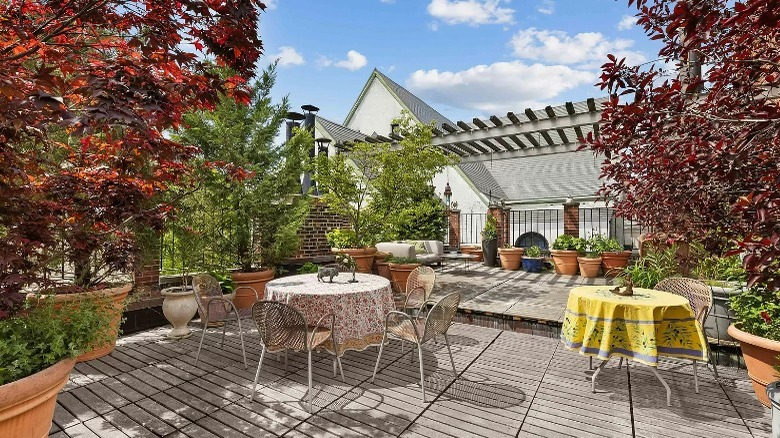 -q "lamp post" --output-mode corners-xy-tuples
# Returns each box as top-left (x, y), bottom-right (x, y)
(443, 182), (452, 209)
